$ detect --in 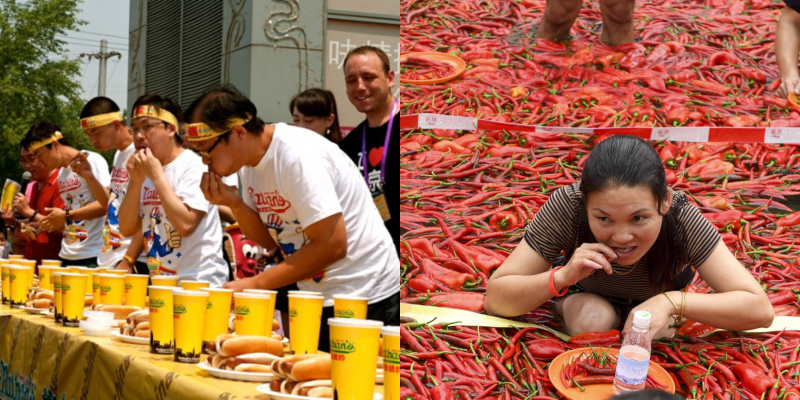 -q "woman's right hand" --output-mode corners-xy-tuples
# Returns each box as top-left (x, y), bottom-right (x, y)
(557, 243), (616, 288)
